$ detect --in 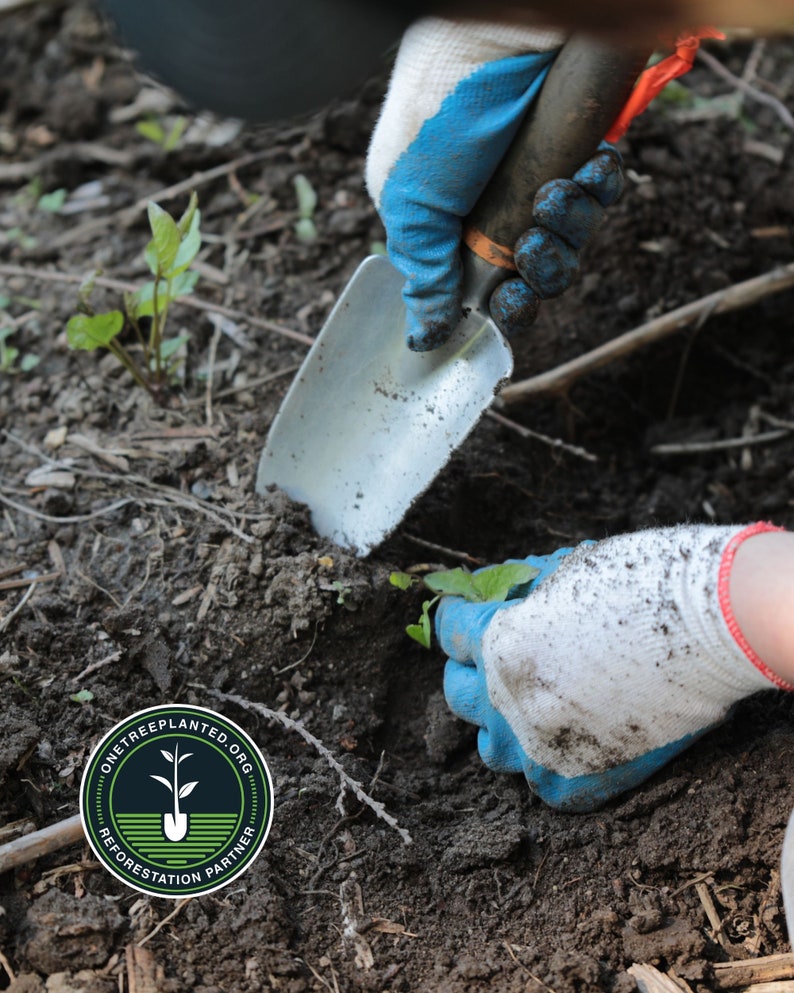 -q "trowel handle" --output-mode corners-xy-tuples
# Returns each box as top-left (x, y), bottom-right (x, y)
(466, 36), (650, 250)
